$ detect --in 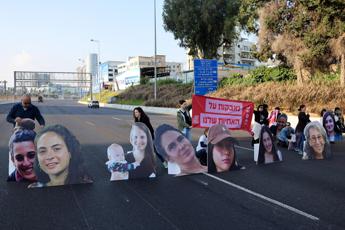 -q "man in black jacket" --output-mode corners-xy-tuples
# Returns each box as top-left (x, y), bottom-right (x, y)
(6, 94), (45, 128)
